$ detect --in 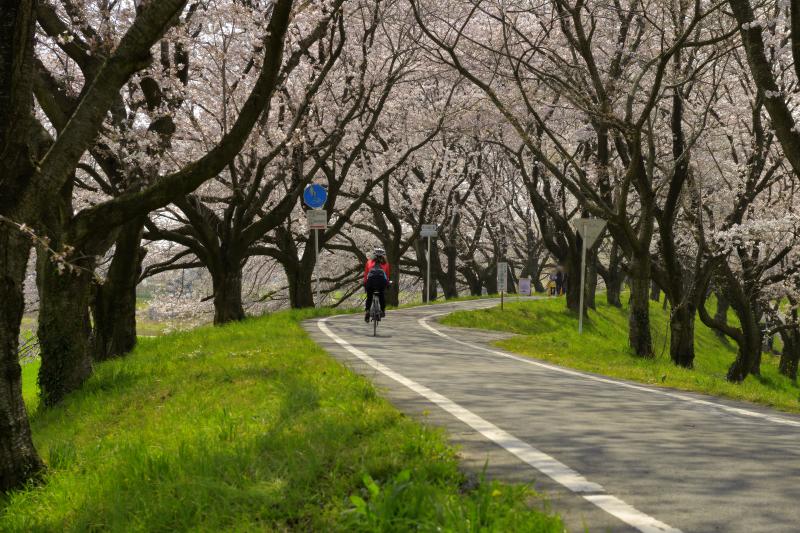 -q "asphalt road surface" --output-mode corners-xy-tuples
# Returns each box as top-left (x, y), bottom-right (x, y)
(306, 299), (800, 532)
